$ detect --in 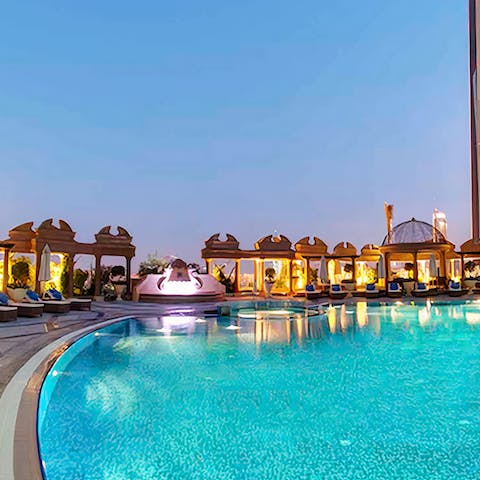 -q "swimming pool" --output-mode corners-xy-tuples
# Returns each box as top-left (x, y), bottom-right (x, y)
(38, 301), (480, 479)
